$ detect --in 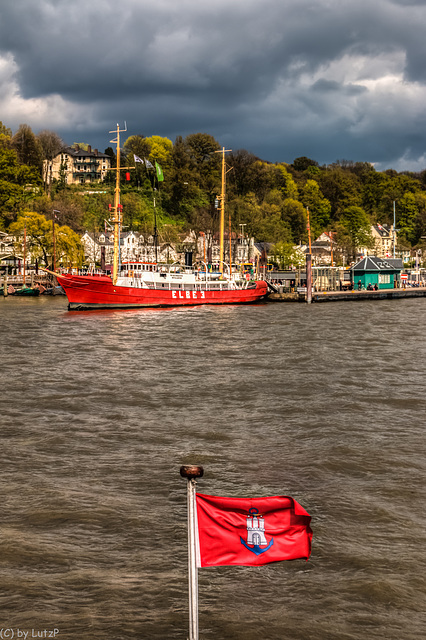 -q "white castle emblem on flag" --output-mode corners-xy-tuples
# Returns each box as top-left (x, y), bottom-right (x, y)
(240, 507), (274, 555)
(246, 511), (268, 546)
